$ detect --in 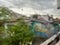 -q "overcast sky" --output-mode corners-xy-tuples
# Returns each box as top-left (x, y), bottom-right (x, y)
(0, 0), (60, 18)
